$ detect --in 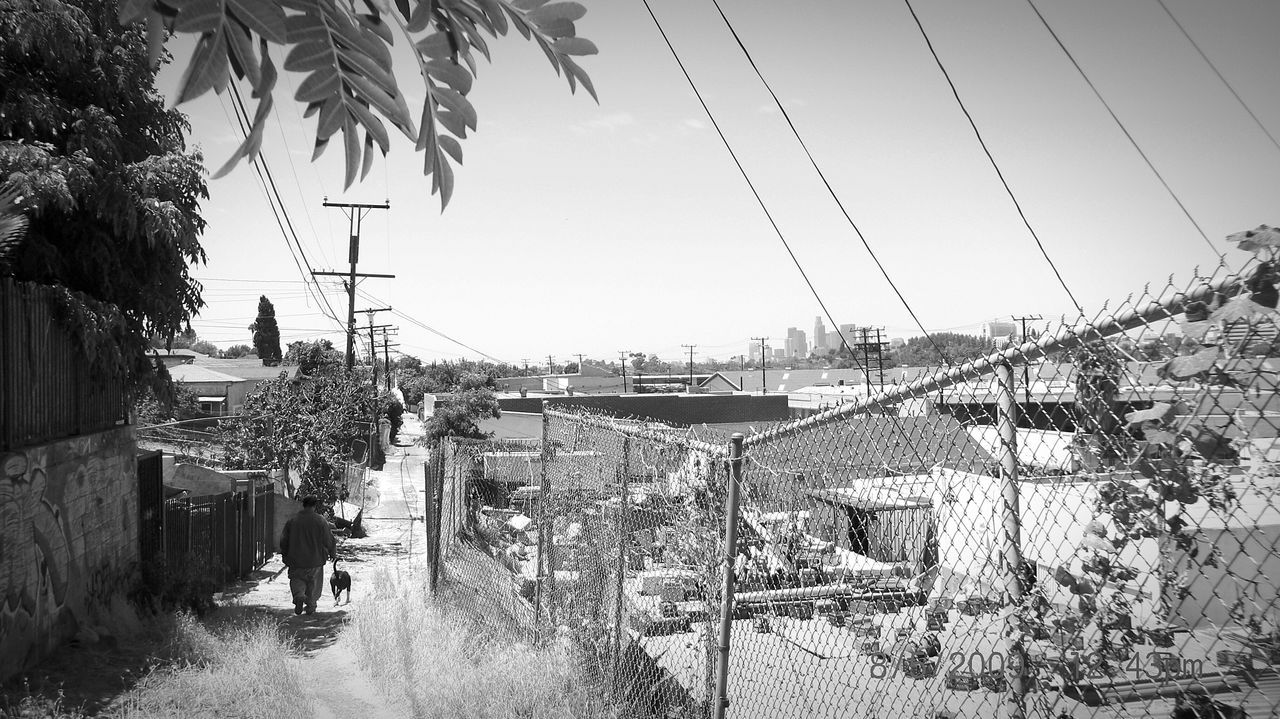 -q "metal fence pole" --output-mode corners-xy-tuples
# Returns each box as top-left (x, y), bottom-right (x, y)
(995, 361), (1025, 719)
(537, 407), (556, 629)
(612, 436), (631, 694)
(714, 433), (744, 719)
